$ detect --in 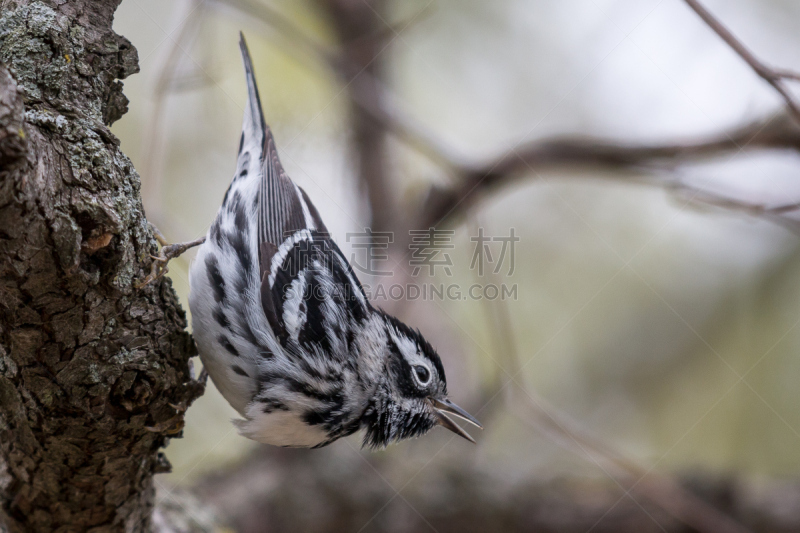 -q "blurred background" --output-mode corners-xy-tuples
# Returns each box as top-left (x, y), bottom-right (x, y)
(113, 1), (800, 531)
